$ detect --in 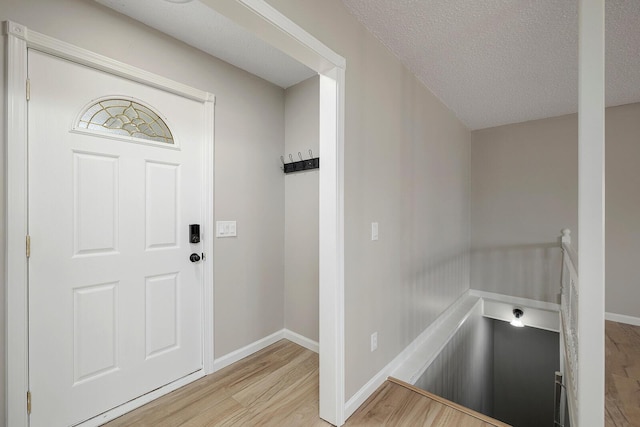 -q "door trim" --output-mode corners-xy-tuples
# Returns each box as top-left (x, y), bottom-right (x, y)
(4, 20), (216, 427)
(201, 2), (347, 424)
